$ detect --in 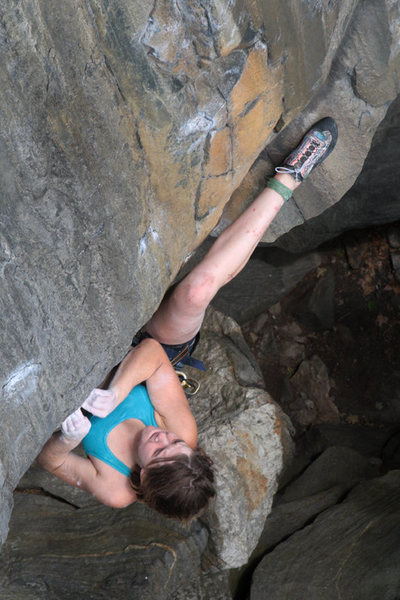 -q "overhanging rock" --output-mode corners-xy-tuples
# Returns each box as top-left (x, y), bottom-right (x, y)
(1, 0), (400, 548)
